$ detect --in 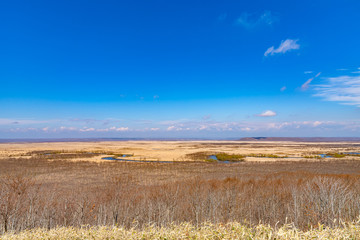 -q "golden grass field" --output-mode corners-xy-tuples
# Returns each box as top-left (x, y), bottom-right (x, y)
(1, 140), (360, 162)
(1, 140), (360, 239)
(2, 221), (360, 240)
